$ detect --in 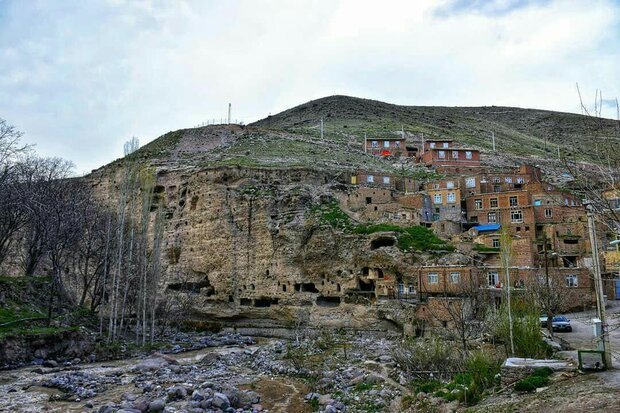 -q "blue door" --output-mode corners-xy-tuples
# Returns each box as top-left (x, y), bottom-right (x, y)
(616, 280), (620, 300)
